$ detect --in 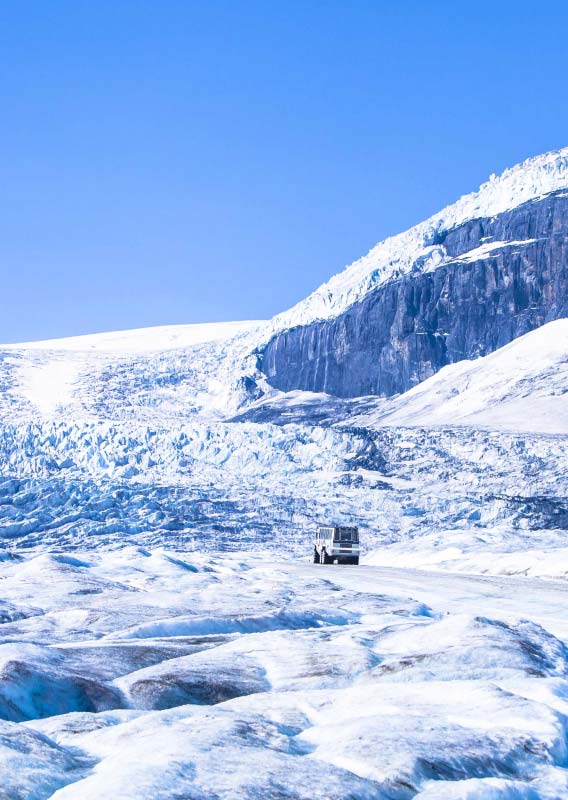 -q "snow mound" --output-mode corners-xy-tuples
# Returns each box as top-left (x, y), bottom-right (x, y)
(105, 607), (355, 640)
(351, 319), (568, 434)
(365, 528), (568, 582)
